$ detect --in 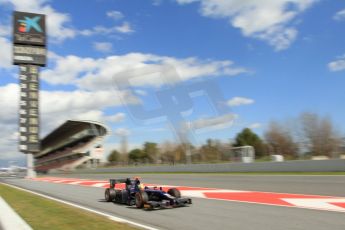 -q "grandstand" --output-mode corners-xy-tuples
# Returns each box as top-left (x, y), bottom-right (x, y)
(34, 120), (109, 173)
